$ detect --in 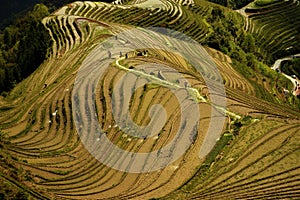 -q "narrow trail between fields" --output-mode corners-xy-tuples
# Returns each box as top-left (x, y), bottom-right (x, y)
(235, 5), (250, 31)
(115, 56), (243, 120)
